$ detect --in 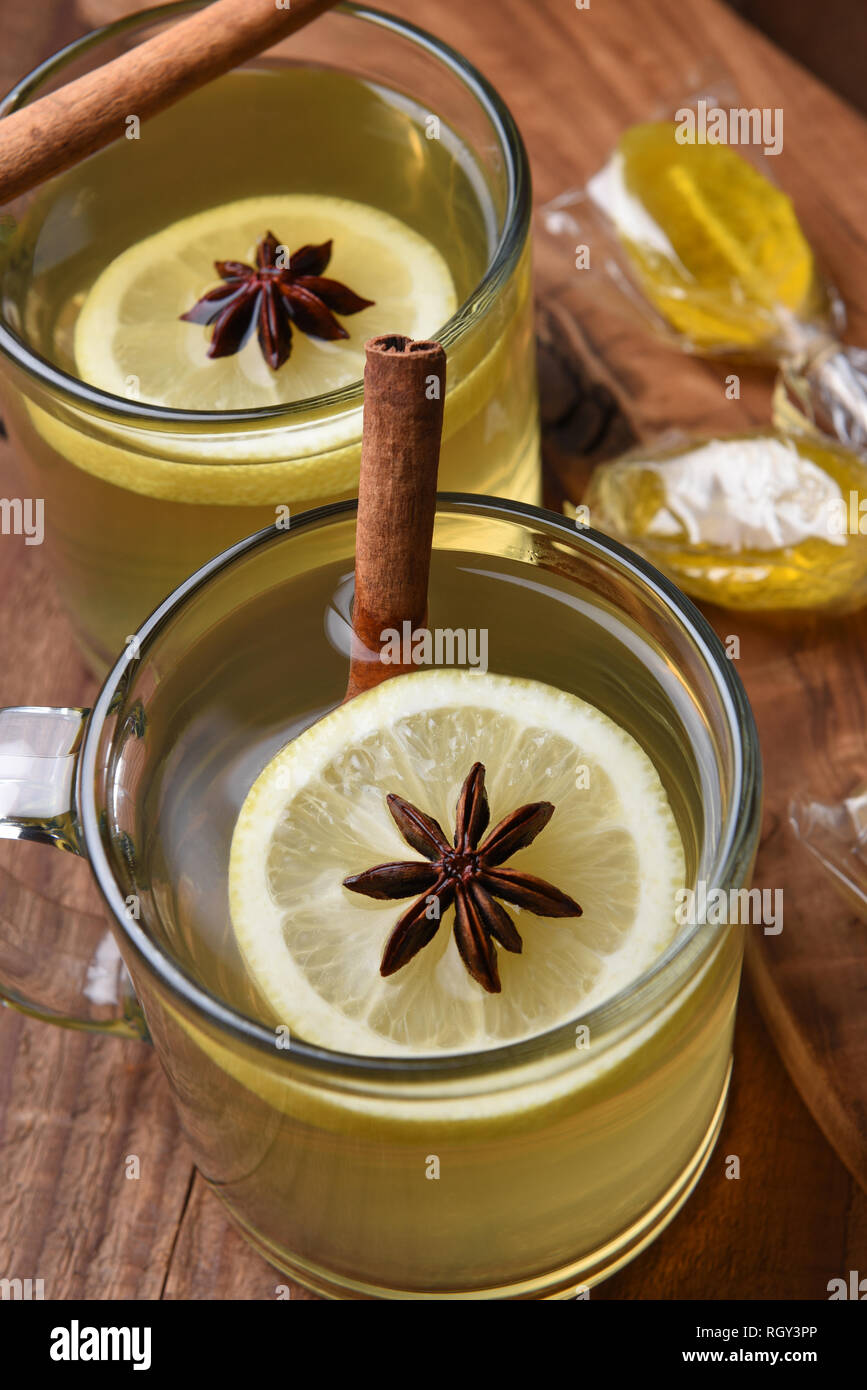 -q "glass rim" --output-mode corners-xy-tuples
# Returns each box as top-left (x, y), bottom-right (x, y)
(77, 494), (762, 1083)
(0, 0), (532, 431)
